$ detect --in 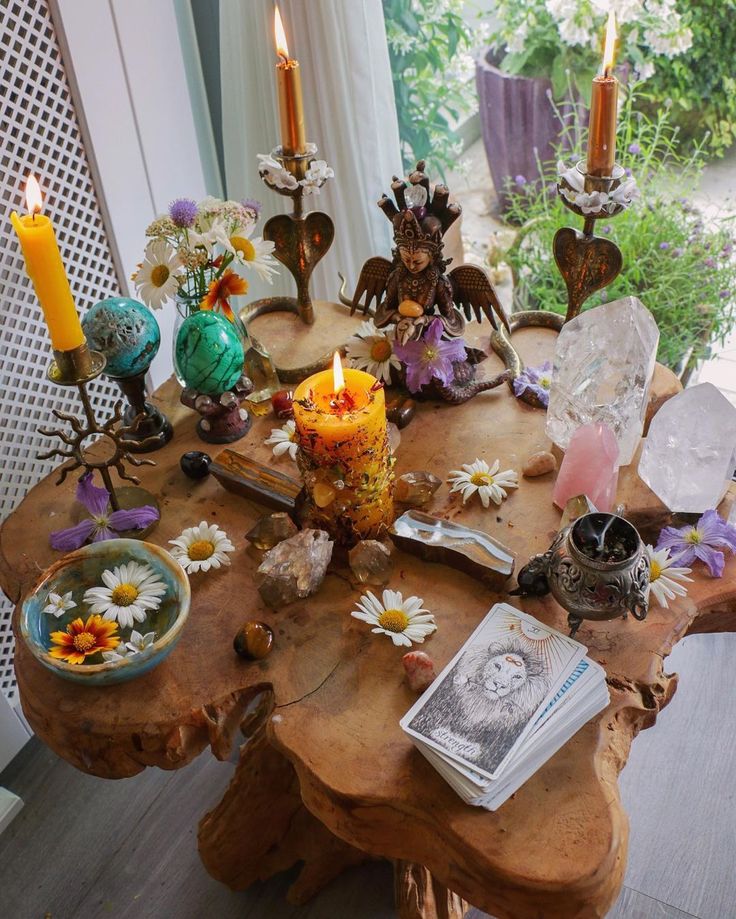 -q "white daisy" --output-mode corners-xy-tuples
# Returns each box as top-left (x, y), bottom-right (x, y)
(351, 588), (436, 648)
(265, 420), (298, 460)
(645, 545), (692, 609)
(345, 321), (400, 385)
(447, 458), (519, 508)
(169, 520), (235, 574)
(125, 630), (156, 654)
(101, 642), (130, 663)
(133, 239), (183, 309)
(213, 221), (278, 283)
(42, 590), (76, 618)
(83, 562), (167, 630)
